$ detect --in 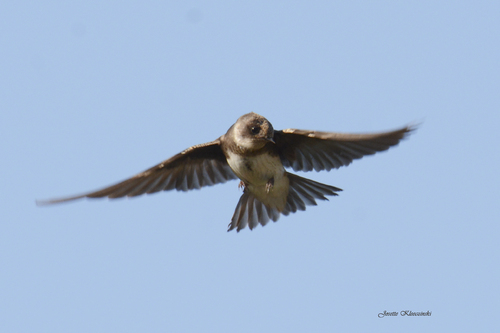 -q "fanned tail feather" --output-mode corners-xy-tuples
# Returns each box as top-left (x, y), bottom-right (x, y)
(282, 173), (342, 215)
(228, 191), (280, 232)
(227, 172), (342, 232)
